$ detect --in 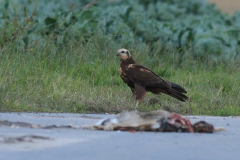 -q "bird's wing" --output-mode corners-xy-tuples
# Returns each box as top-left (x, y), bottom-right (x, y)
(119, 66), (146, 101)
(125, 64), (171, 88)
(119, 66), (135, 92)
